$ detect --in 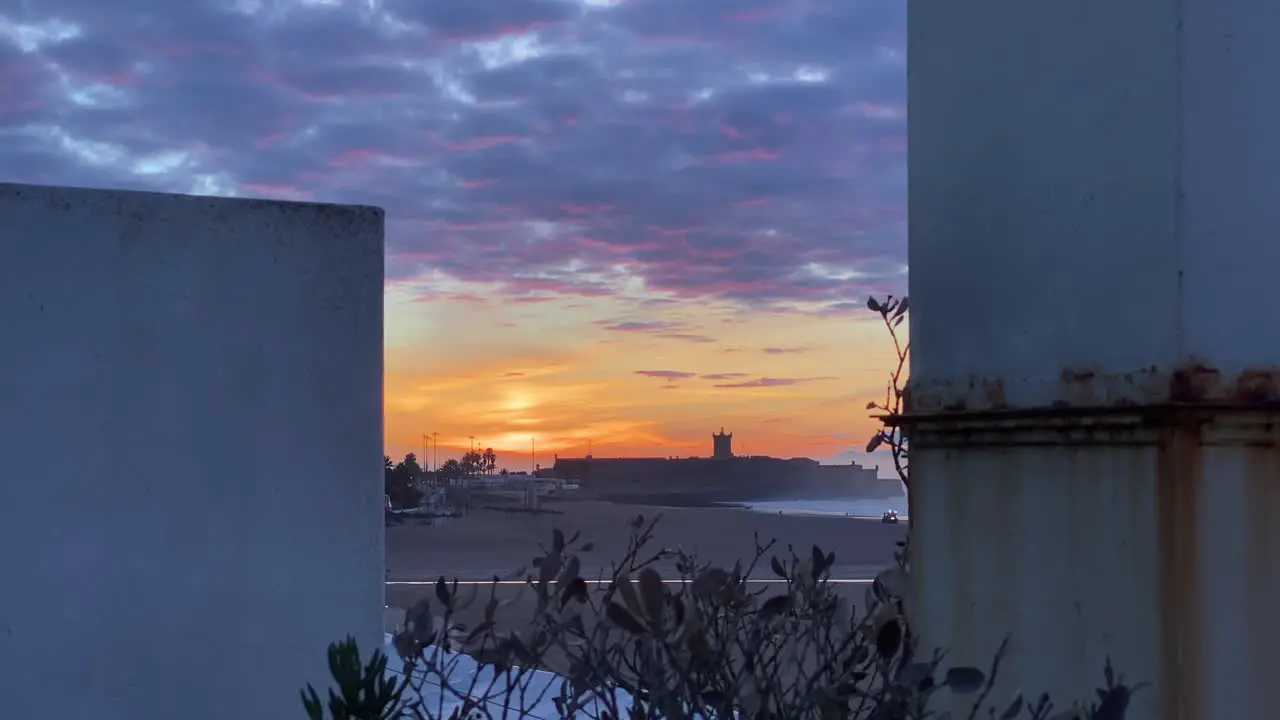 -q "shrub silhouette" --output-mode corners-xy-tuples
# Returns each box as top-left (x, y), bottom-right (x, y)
(305, 517), (1138, 719)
